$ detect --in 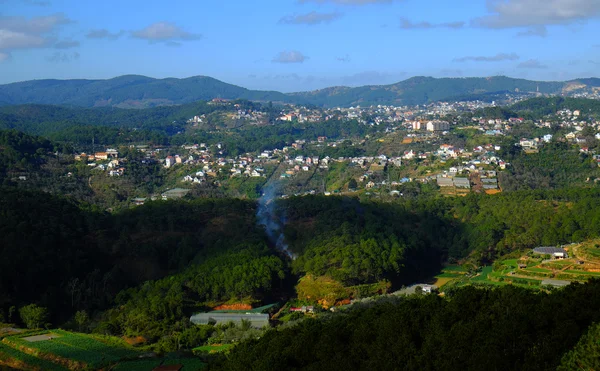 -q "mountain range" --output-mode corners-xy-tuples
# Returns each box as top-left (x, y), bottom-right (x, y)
(1, 75), (599, 109)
